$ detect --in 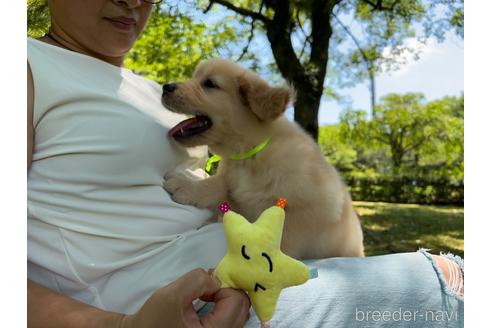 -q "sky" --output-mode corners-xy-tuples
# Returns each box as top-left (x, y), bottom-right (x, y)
(318, 32), (464, 125)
